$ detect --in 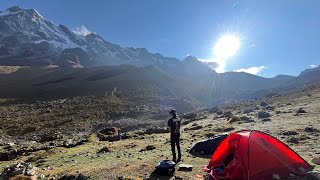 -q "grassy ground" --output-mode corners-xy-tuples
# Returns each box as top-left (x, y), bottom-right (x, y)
(0, 87), (320, 179)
